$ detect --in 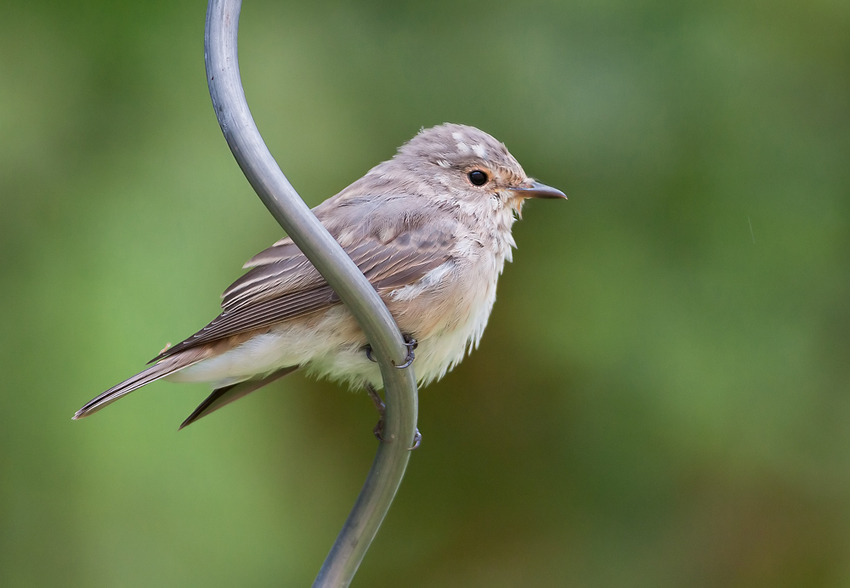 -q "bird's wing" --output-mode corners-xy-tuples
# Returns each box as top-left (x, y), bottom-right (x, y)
(151, 209), (456, 363)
